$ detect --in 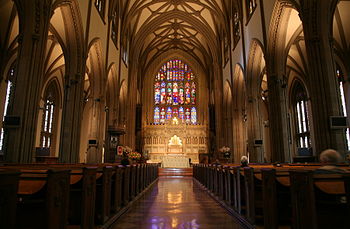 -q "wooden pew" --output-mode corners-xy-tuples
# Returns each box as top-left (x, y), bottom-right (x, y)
(290, 170), (350, 229)
(16, 169), (71, 229)
(261, 168), (292, 229)
(110, 165), (123, 213)
(68, 167), (97, 229)
(121, 165), (131, 206)
(0, 169), (20, 229)
(95, 165), (113, 225)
